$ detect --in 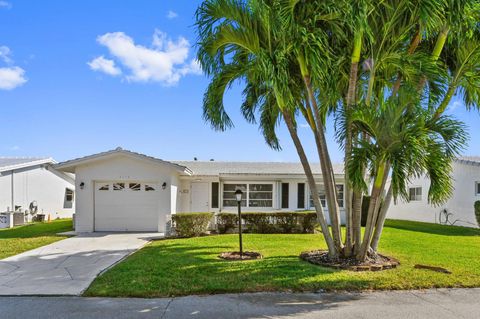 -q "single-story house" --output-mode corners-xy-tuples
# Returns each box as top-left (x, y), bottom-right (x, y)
(0, 157), (75, 219)
(388, 157), (480, 228)
(54, 147), (346, 233)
